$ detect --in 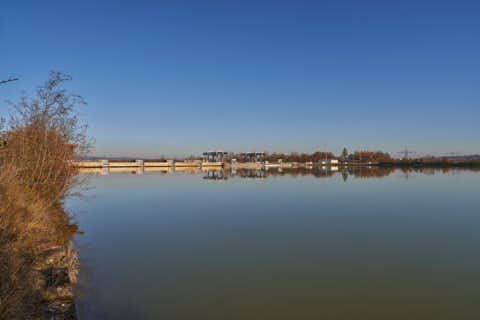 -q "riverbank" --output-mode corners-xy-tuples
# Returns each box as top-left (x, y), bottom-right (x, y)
(1, 72), (85, 320)
(35, 243), (78, 319)
(0, 194), (79, 319)
(0, 183), (79, 320)
(378, 160), (480, 168)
